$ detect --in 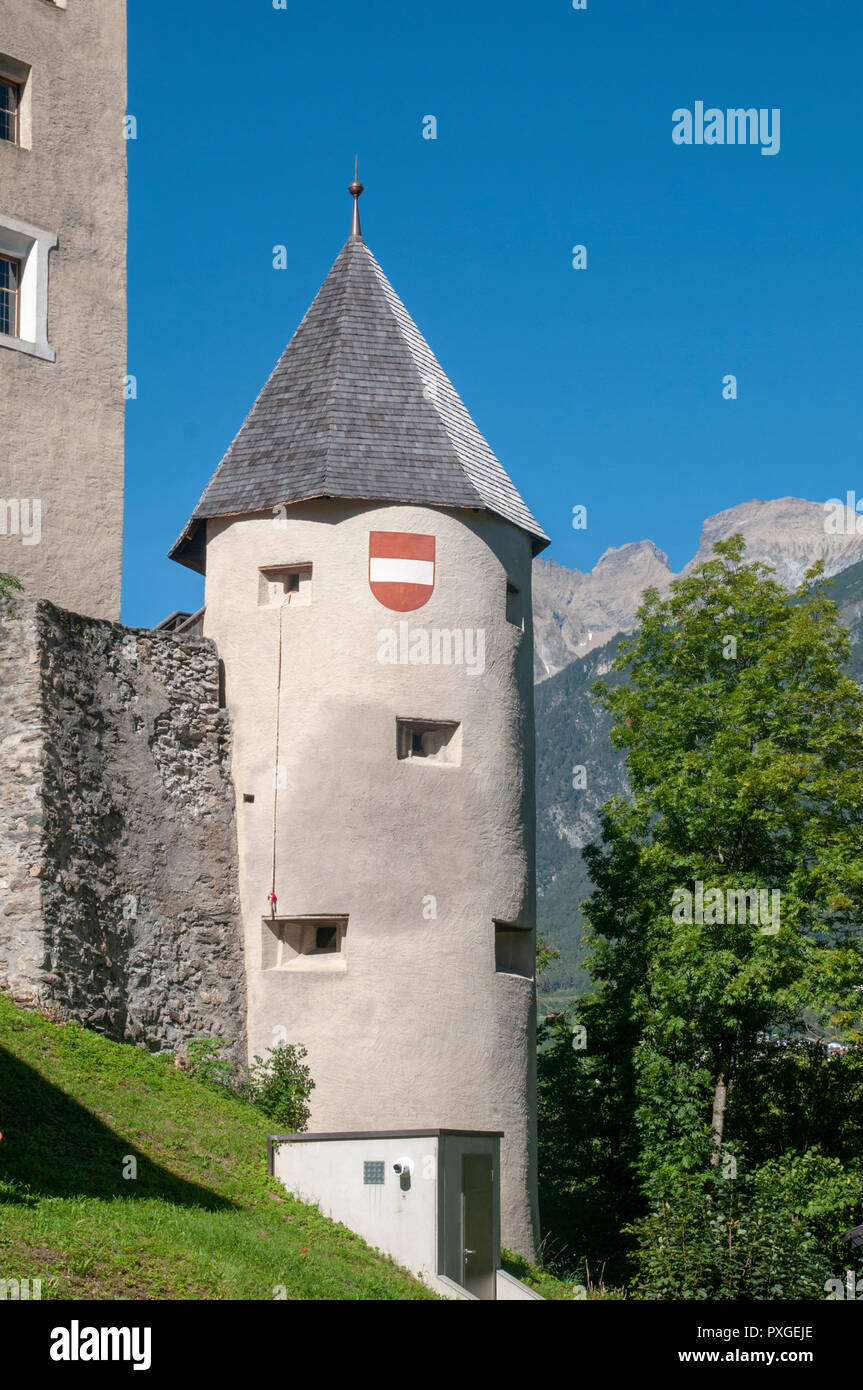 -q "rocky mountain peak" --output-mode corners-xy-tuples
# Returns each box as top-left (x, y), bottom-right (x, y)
(533, 496), (863, 682)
